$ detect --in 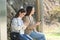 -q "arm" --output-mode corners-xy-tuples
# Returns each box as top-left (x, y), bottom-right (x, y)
(22, 23), (29, 30)
(26, 22), (40, 30)
(23, 16), (36, 30)
(23, 16), (40, 30)
(22, 16), (30, 30)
